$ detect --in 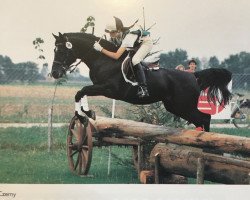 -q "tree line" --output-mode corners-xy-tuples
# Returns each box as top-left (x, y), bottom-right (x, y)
(159, 49), (250, 74)
(0, 54), (89, 84)
(1, 49), (250, 83)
